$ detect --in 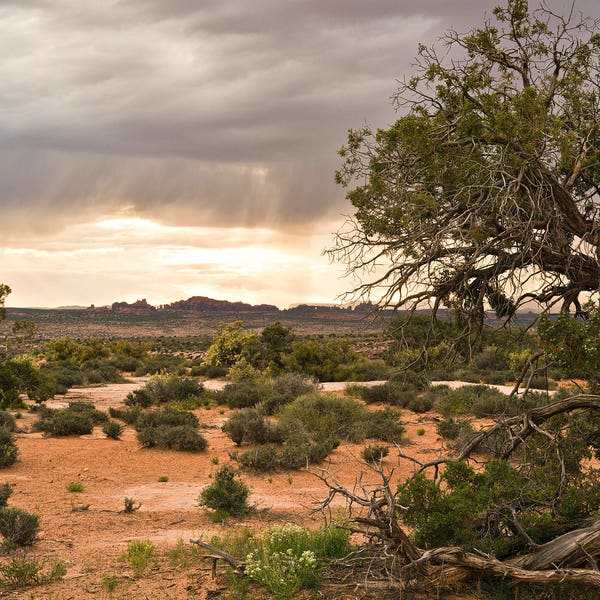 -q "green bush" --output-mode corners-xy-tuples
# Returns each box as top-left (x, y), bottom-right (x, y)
(0, 508), (39, 546)
(137, 423), (207, 452)
(135, 408), (199, 430)
(262, 374), (318, 414)
(108, 406), (141, 425)
(0, 430), (18, 467)
(102, 420), (123, 439)
(242, 523), (350, 599)
(361, 444), (389, 463)
(34, 410), (94, 436)
(216, 381), (268, 409)
(345, 382), (412, 406)
(0, 411), (16, 432)
(121, 539), (155, 578)
(406, 395), (434, 413)
(237, 444), (280, 472)
(0, 555), (66, 587)
(363, 407), (405, 442)
(436, 417), (470, 440)
(125, 373), (205, 407)
(0, 484), (12, 507)
(222, 409), (284, 446)
(199, 465), (250, 517)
